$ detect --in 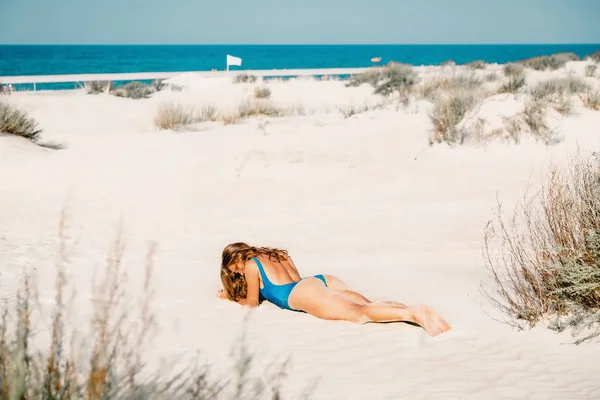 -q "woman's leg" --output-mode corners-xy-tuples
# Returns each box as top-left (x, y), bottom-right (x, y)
(289, 278), (450, 336)
(322, 274), (408, 308)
